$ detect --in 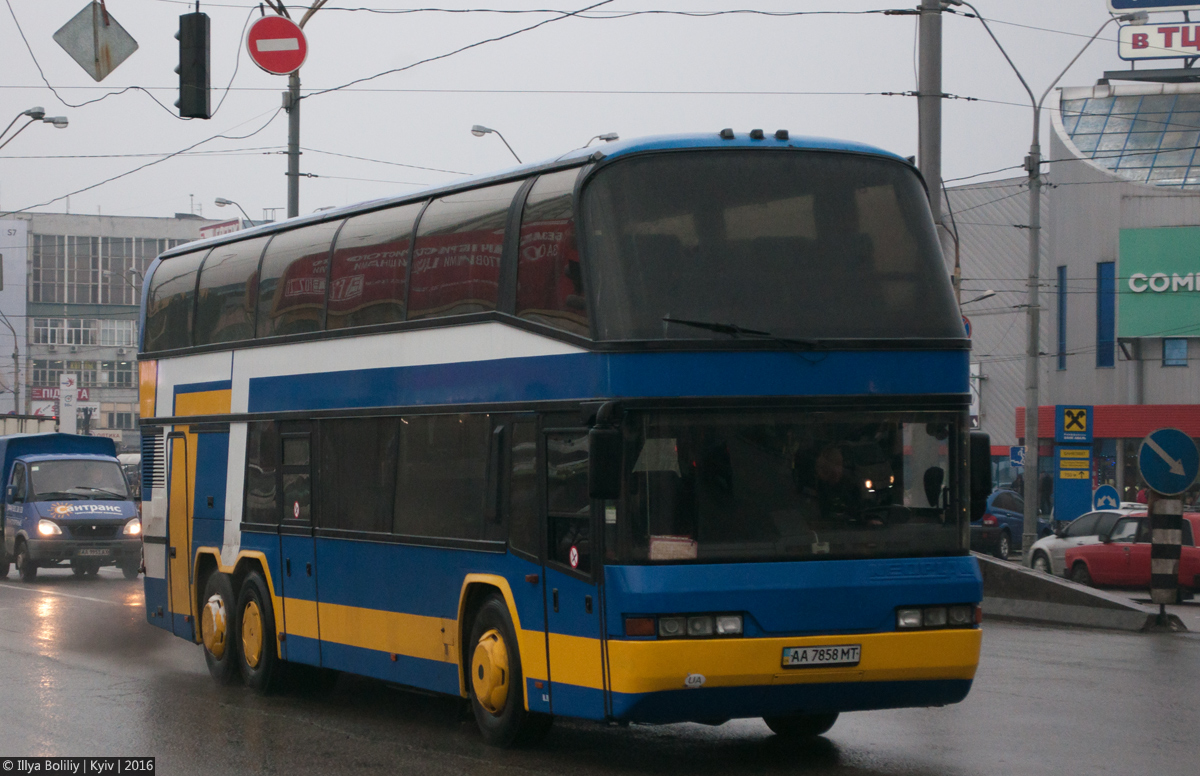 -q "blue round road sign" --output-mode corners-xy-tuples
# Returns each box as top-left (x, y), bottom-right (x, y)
(1093, 484), (1120, 510)
(1138, 428), (1200, 496)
